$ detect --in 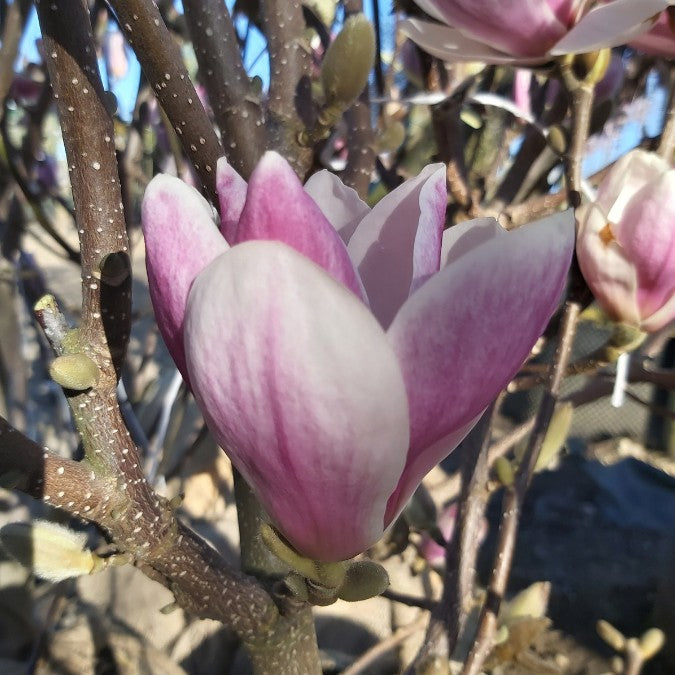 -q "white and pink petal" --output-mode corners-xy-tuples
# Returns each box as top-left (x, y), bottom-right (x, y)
(387, 211), (574, 514)
(141, 174), (228, 380)
(303, 169), (371, 244)
(233, 152), (366, 301)
(348, 163), (446, 328)
(184, 241), (410, 561)
(215, 156), (248, 243)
